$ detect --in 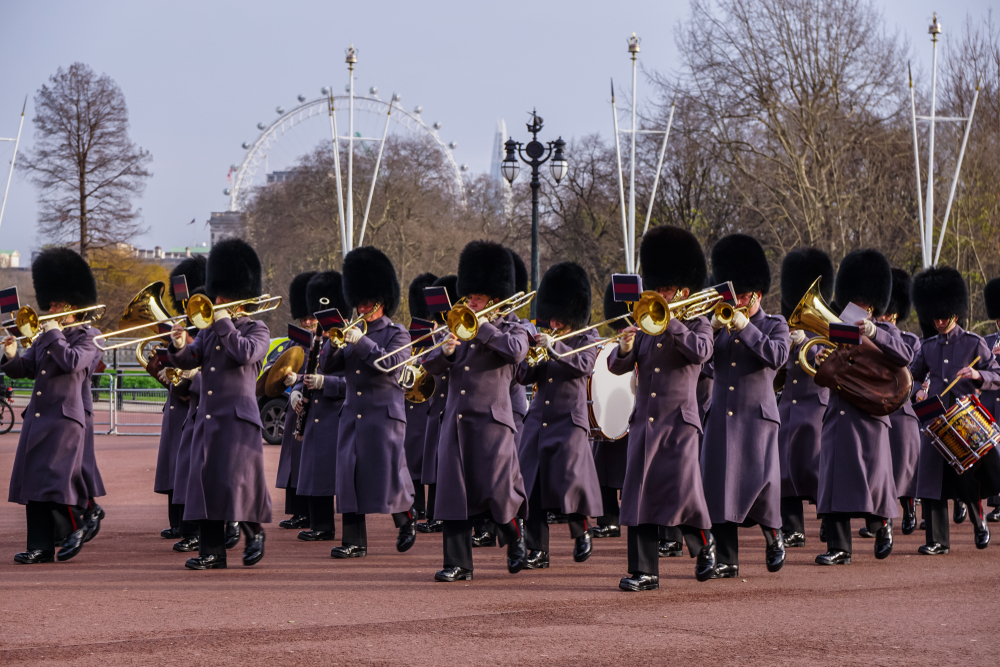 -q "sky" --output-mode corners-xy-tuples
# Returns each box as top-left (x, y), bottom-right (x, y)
(0, 0), (994, 259)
